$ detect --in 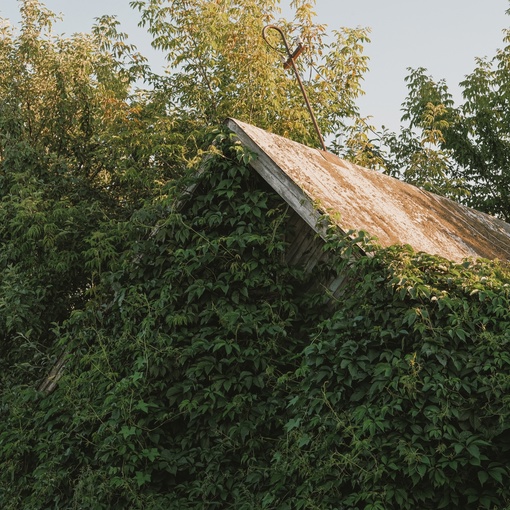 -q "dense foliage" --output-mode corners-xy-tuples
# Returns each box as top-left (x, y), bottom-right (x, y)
(0, 1), (196, 386)
(0, 131), (321, 508)
(2, 1), (510, 509)
(1, 133), (510, 509)
(0, 0), (374, 398)
(269, 245), (510, 509)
